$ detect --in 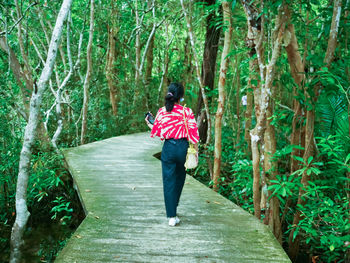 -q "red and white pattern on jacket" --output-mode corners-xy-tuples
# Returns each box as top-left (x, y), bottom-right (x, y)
(150, 104), (199, 144)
